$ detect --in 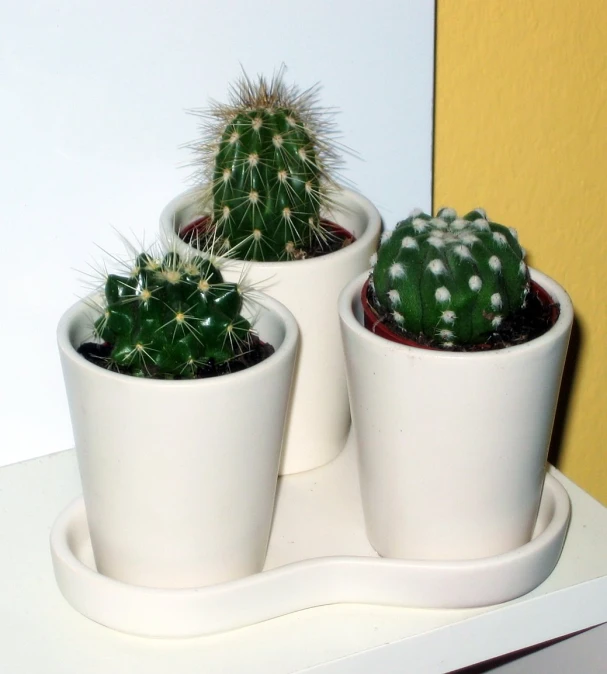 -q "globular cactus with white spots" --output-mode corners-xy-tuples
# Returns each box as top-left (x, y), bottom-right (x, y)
(371, 207), (531, 347)
(190, 69), (342, 261)
(92, 250), (253, 378)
